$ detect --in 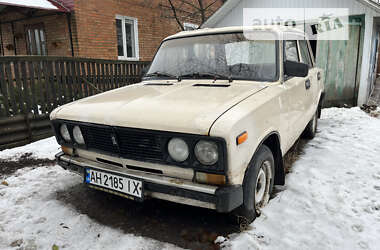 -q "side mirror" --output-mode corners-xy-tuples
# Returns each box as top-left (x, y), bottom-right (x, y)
(284, 60), (309, 78)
